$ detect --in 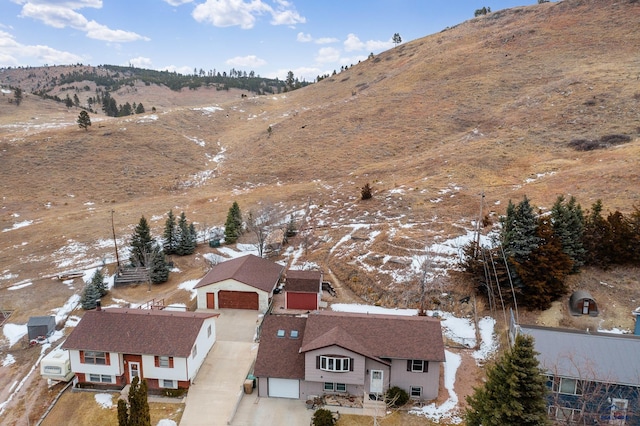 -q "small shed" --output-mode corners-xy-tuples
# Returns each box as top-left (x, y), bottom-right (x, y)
(284, 270), (322, 311)
(27, 316), (56, 340)
(569, 290), (599, 317)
